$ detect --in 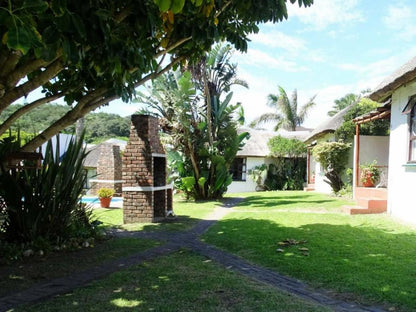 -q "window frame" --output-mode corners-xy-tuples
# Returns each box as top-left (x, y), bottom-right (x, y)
(403, 95), (416, 163)
(408, 102), (416, 163)
(230, 157), (247, 181)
